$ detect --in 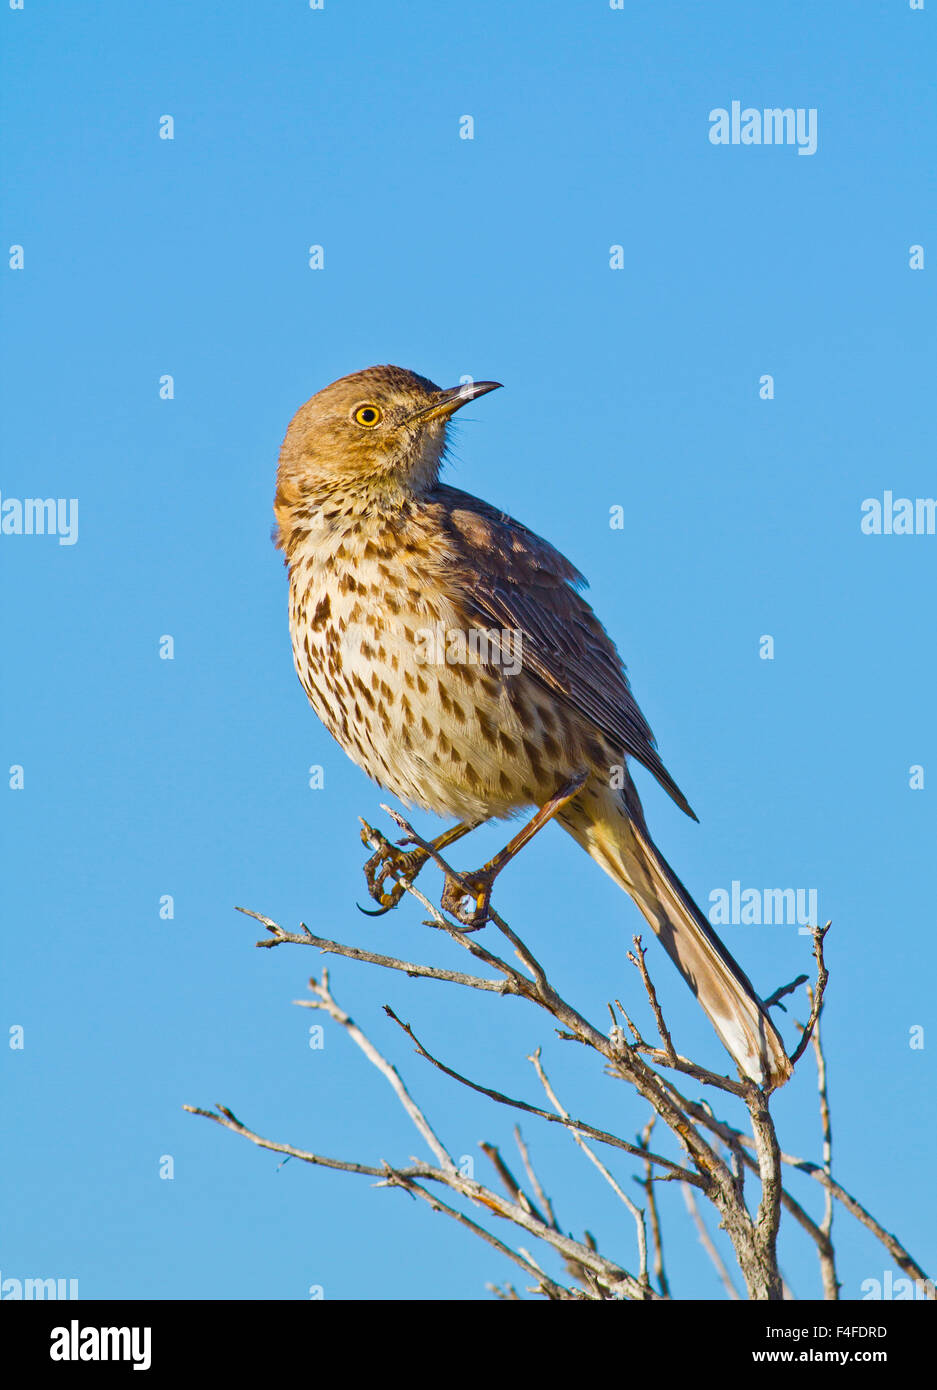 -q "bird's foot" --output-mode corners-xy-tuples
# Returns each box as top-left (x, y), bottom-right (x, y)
(359, 818), (479, 916)
(359, 823), (431, 915)
(440, 866), (498, 931)
(437, 773), (589, 929)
